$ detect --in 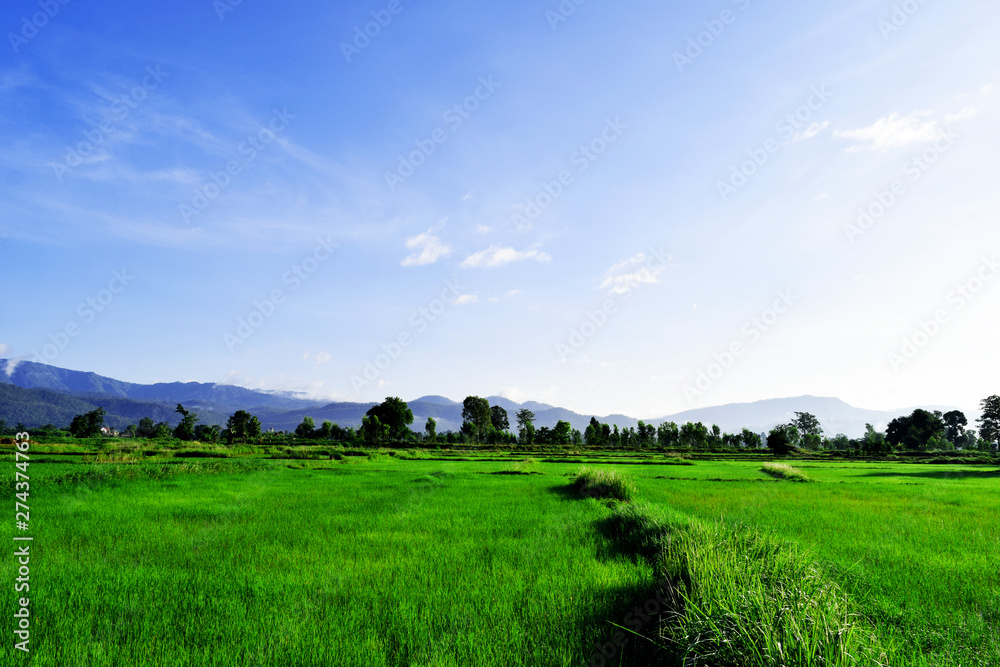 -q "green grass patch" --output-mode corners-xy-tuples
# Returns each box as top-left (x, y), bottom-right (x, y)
(570, 467), (638, 501)
(761, 462), (813, 482)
